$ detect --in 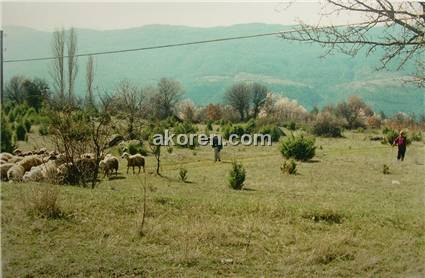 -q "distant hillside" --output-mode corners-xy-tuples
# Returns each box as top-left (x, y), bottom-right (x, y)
(3, 24), (424, 115)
